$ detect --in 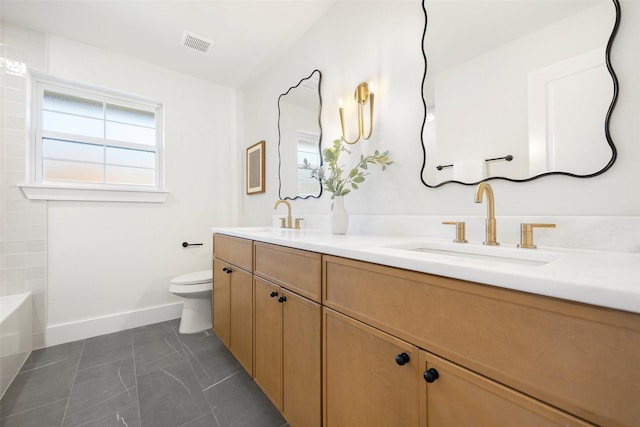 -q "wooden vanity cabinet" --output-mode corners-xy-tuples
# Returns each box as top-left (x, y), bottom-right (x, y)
(253, 243), (322, 427)
(323, 255), (640, 427)
(211, 234), (638, 426)
(212, 234), (253, 374)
